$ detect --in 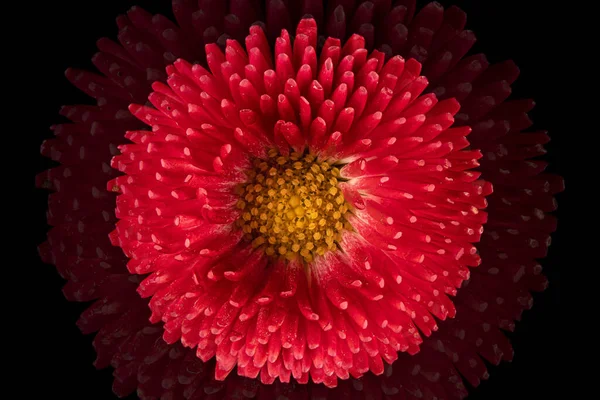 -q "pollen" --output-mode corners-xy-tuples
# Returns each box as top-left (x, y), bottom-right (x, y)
(236, 150), (352, 262)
